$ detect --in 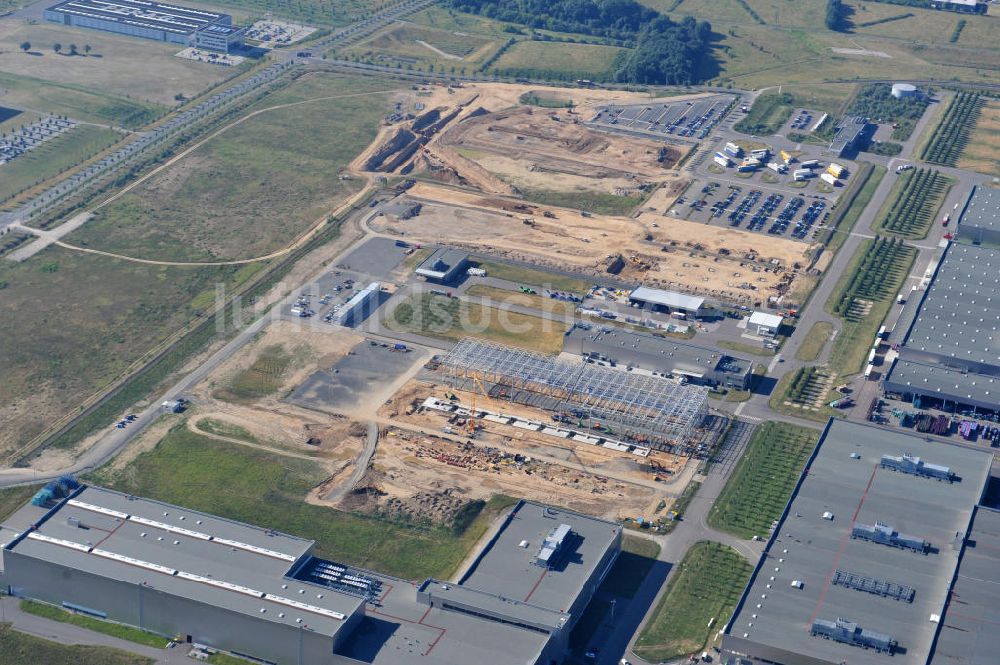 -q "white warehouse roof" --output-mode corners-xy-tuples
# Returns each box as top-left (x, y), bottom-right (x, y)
(749, 311), (783, 329)
(629, 286), (705, 312)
